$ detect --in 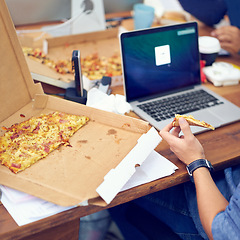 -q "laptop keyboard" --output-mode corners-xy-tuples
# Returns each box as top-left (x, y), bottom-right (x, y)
(137, 89), (224, 122)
